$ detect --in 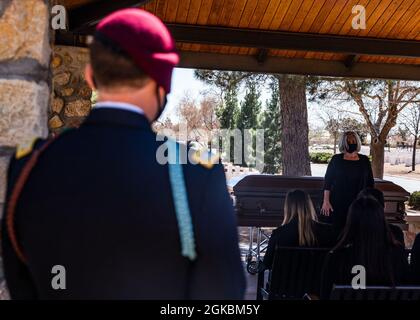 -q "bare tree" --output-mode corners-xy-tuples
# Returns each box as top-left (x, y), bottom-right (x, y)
(400, 104), (420, 171)
(317, 107), (344, 154)
(311, 80), (420, 178)
(177, 92), (220, 143)
(153, 117), (174, 133)
(178, 93), (201, 140)
(200, 94), (220, 132)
